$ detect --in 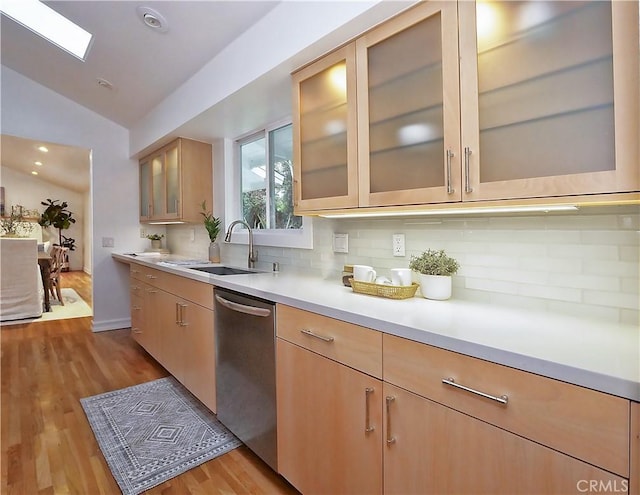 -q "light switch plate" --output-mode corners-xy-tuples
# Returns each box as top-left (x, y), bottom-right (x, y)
(102, 237), (114, 248)
(332, 233), (348, 253)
